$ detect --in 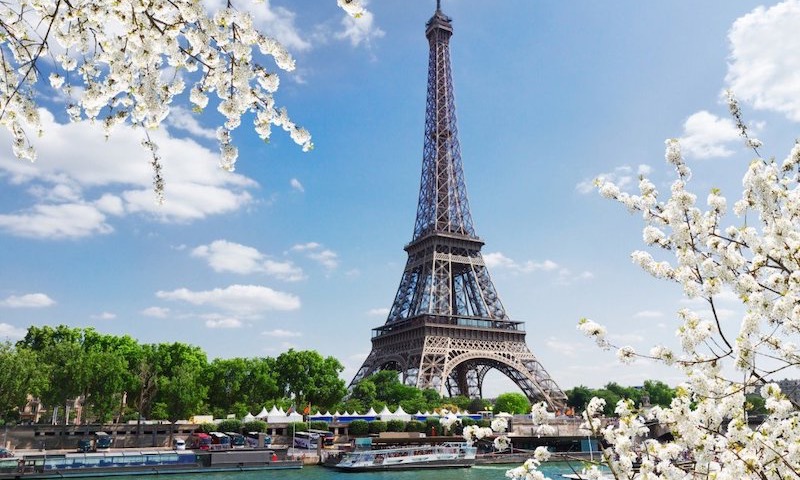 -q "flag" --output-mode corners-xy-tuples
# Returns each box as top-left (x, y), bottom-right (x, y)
(287, 404), (295, 415)
(303, 403), (311, 415)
